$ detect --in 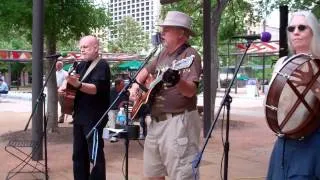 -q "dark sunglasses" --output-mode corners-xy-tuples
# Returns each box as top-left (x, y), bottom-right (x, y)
(287, 25), (308, 32)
